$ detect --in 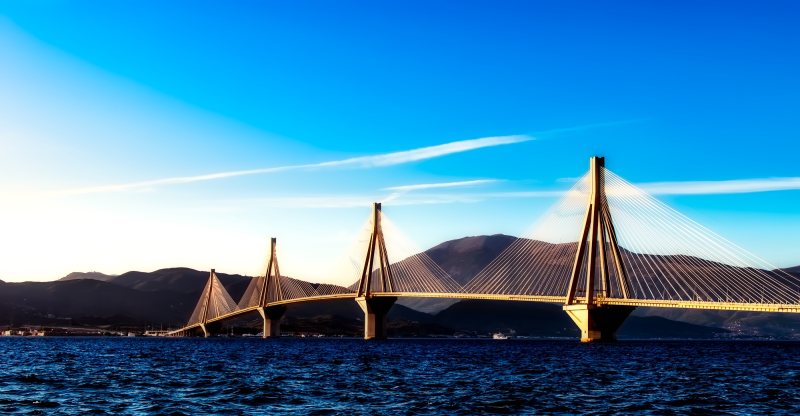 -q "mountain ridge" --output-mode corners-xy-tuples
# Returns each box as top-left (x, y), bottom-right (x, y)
(2, 234), (798, 338)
